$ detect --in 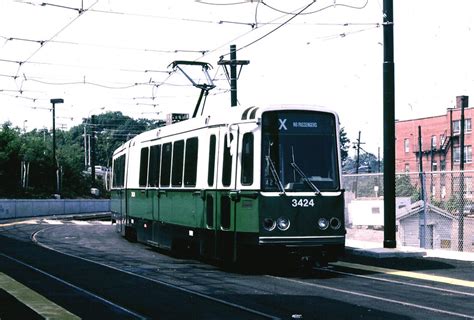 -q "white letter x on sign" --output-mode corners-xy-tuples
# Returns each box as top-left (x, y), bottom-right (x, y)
(278, 118), (287, 130)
